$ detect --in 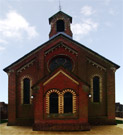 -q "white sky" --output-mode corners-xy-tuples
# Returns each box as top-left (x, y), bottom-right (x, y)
(0, 0), (123, 104)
